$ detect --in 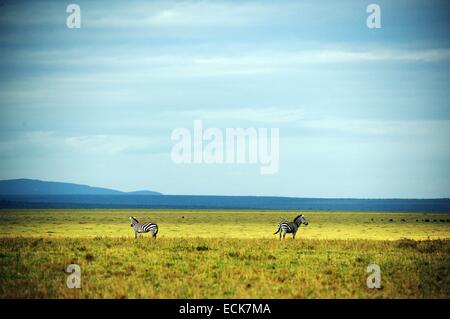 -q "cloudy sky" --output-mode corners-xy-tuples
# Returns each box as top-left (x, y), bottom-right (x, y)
(0, 0), (449, 198)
